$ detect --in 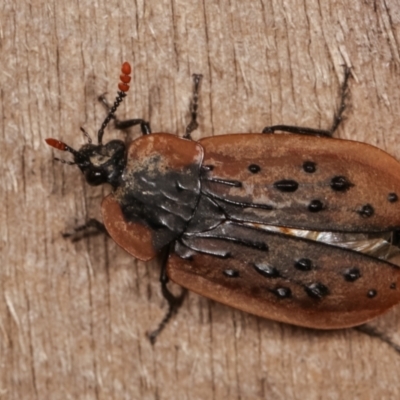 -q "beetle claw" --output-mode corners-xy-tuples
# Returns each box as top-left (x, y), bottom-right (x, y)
(147, 285), (187, 345)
